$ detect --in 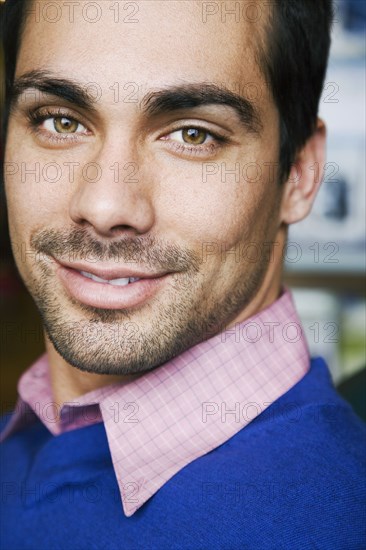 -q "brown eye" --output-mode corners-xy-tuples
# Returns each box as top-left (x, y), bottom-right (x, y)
(182, 128), (207, 144)
(53, 117), (79, 133)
